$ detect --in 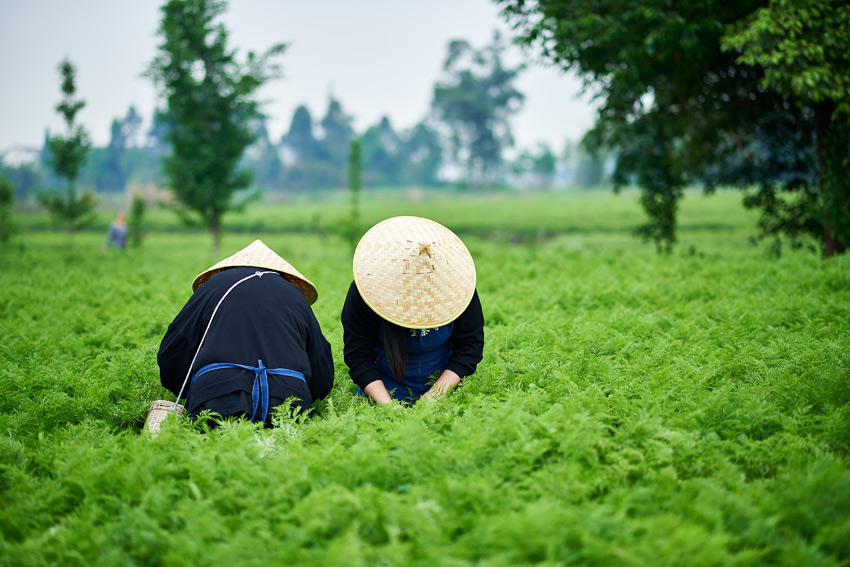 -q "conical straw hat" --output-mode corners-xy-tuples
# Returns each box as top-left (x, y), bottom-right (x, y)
(192, 240), (318, 305)
(353, 216), (476, 329)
